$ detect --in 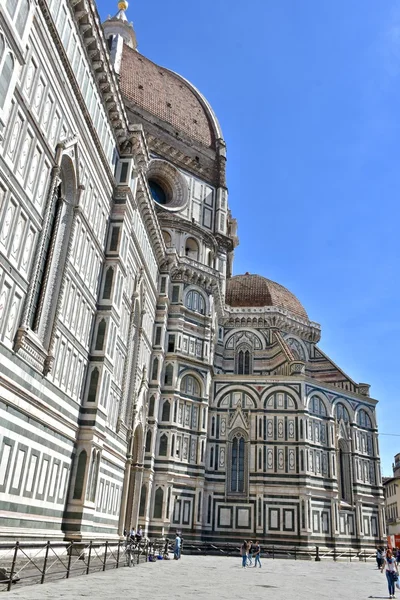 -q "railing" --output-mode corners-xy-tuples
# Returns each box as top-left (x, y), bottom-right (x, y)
(182, 541), (377, 563)
(0, 538), (166, 592)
